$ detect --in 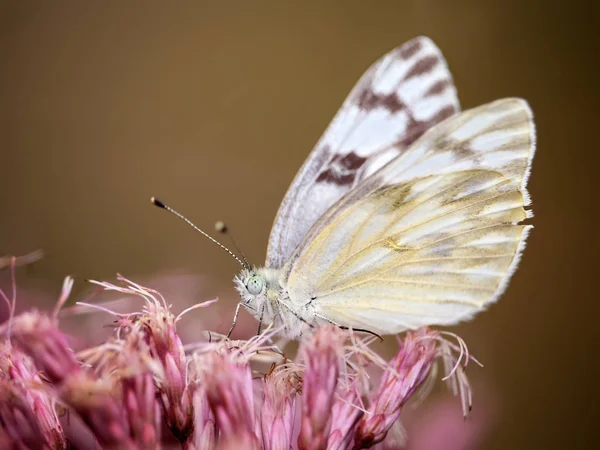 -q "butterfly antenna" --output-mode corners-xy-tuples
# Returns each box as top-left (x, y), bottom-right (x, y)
(150, 197), (249, 269)
(215, 221), (251, 270)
